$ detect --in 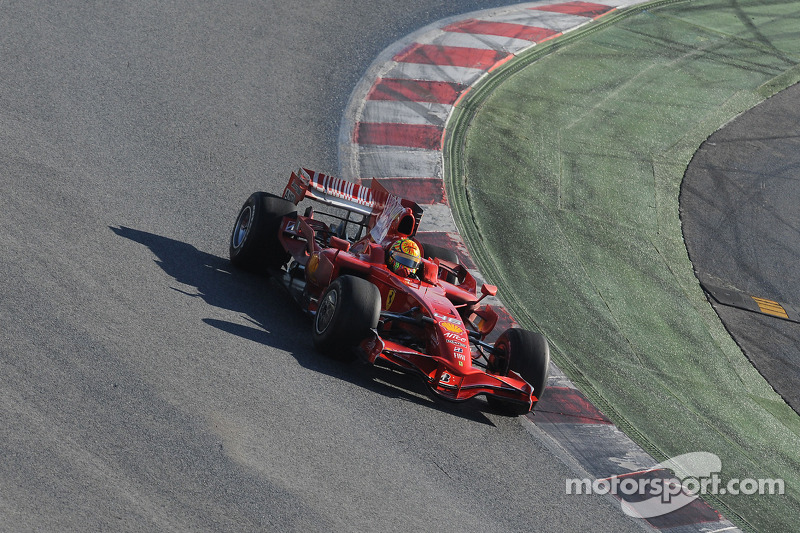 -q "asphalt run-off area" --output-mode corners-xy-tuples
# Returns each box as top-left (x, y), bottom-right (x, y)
(446, 1), (800, 531)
